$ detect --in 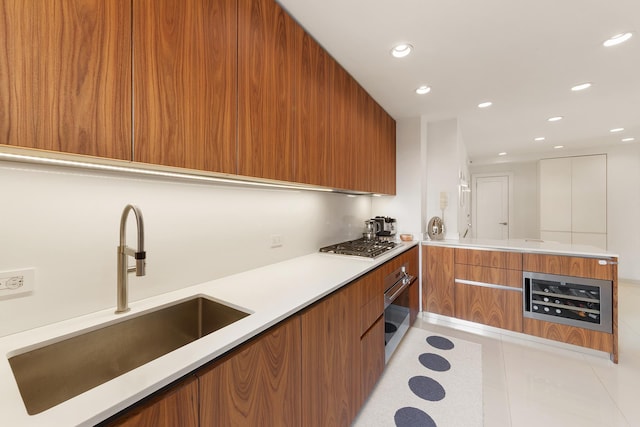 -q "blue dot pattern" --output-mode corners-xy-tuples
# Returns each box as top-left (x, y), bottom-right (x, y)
(394, 334), (457, 426)
(426, 335), (455, 350)
(408, 375), (446, 401)
(394, 407), (437, 427)
(419, 353), (451, 372)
